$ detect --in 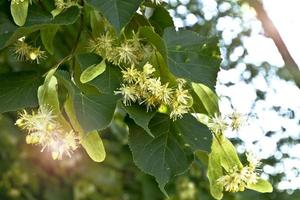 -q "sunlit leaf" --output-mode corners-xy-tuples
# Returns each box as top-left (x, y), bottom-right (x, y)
(81, 130), (106, 162)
